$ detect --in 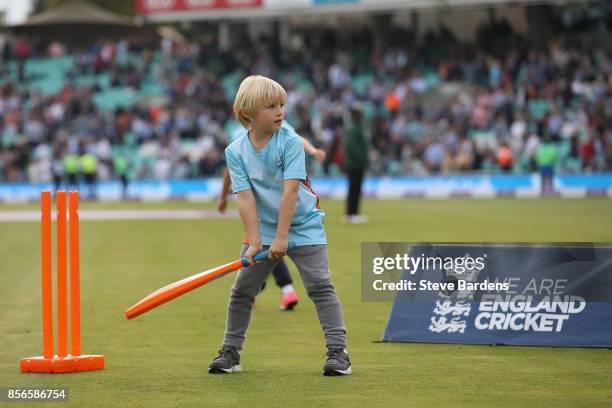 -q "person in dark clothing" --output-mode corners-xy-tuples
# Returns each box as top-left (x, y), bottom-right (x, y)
(343, 103), (369, 224)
